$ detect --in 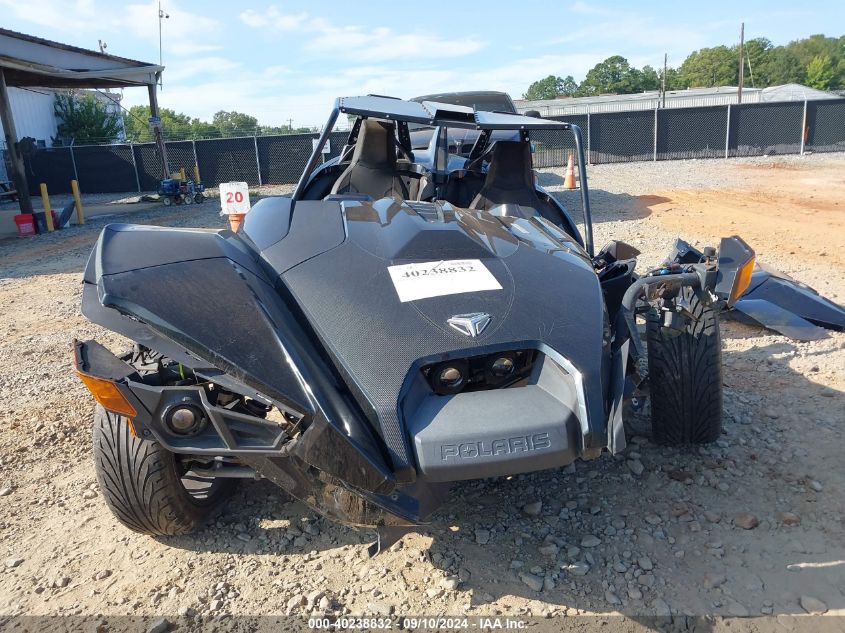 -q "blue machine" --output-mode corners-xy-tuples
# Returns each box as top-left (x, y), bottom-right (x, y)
(159, 177), (206, 206)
